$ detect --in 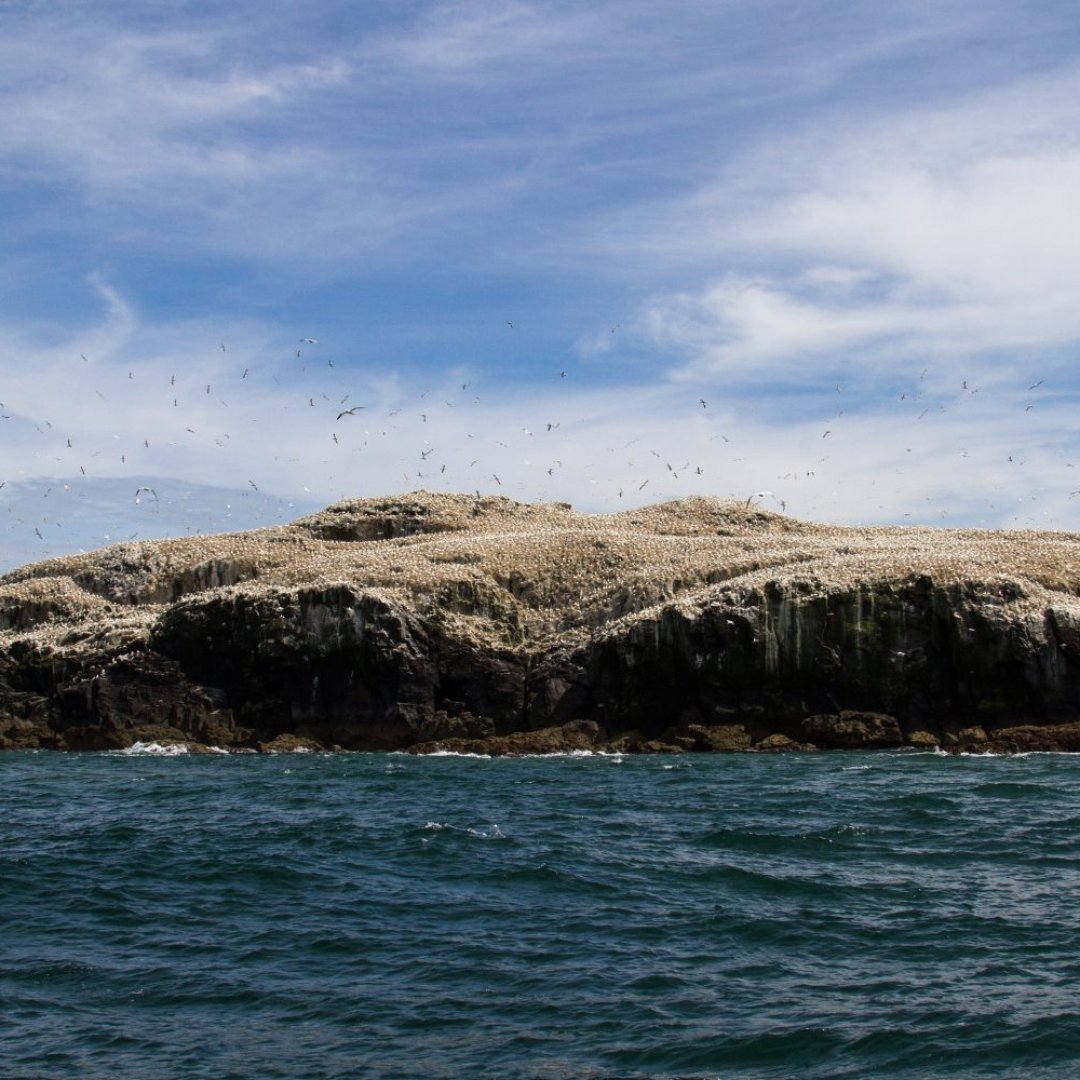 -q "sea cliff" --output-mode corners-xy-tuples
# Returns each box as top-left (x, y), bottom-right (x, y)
(2, 491), (1080, 754)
